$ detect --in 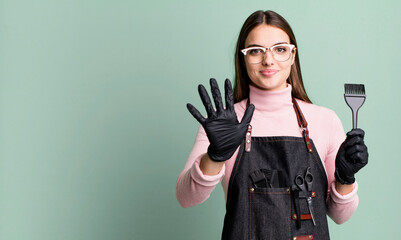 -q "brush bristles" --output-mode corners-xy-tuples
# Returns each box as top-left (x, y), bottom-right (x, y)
(344, 84), (365, 95)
